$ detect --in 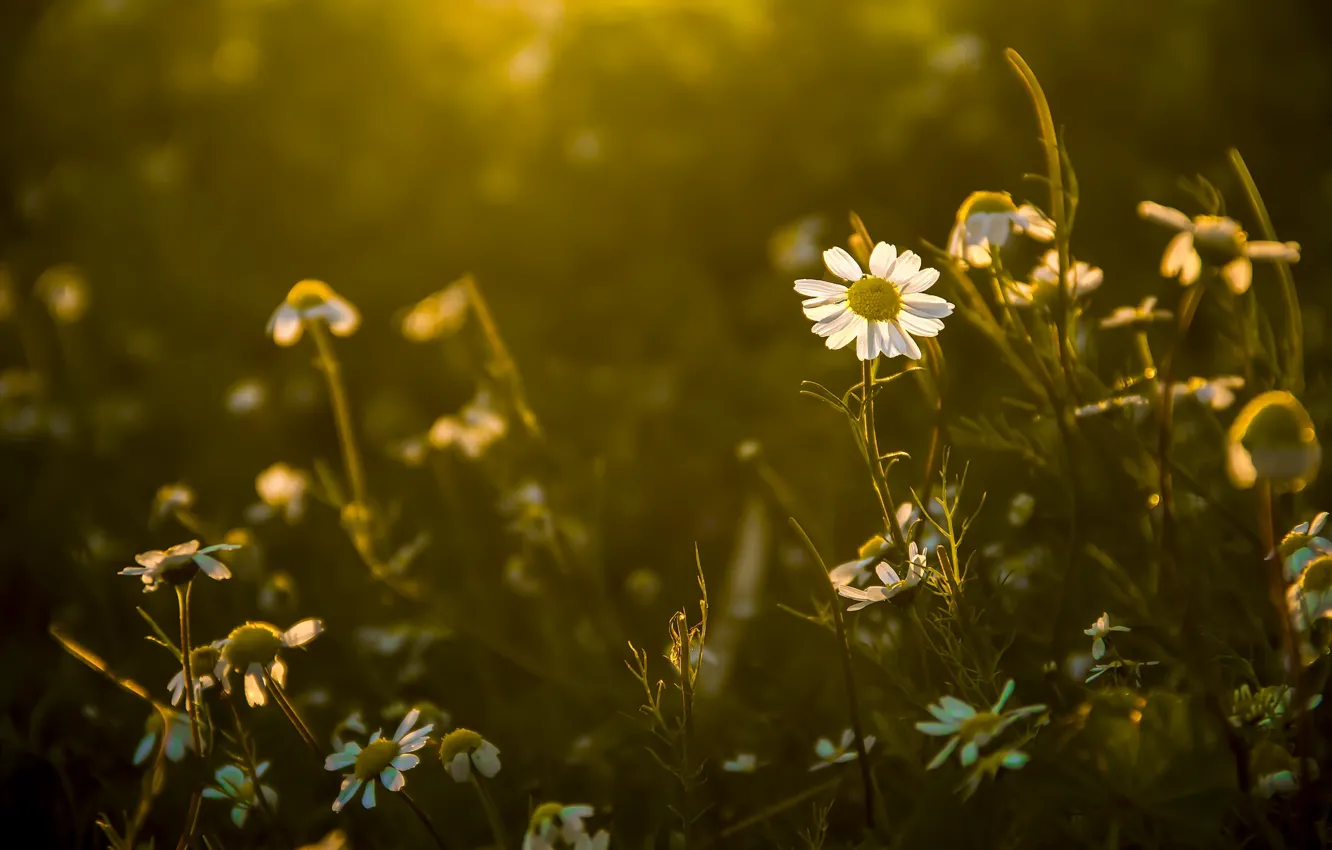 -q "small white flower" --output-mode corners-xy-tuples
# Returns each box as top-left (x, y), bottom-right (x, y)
(437, 728), (502, 783)
(399, 282), (470, 342)
(836, 542), (926, 610)
(947, 191), (1055, 268)
(215, 618), (324, 707)
(523, 803), (601, 850)
(916, 680), (1045, 769)
(151, 483), (195, 521)
(1170, 376), (1245, 411)
(1138, 201), (1300, 293)
(1083, 612), (1131, 661)
(133, 710), (193, 765)
(325, 708), (434, 812)
(225, 378), (267, 415)
(252, 462), (309, 523)
(809, 728), (875, 771)
(1278, 513), (1332, 582)
(794, 242), (954, 361)
(119, 540), (238, 592)
(202, 762), (278, 828)
(722, 753), (758, 773)
(1099, 296), (1173, 330)
(827, 535), (893, 587)
(1008, 249), (1102, 307)
(267, 280), (361, 347)
(1007, 493), (1035, 527)
(429, 390), (508, 458)
(167, 643), (223, 706)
